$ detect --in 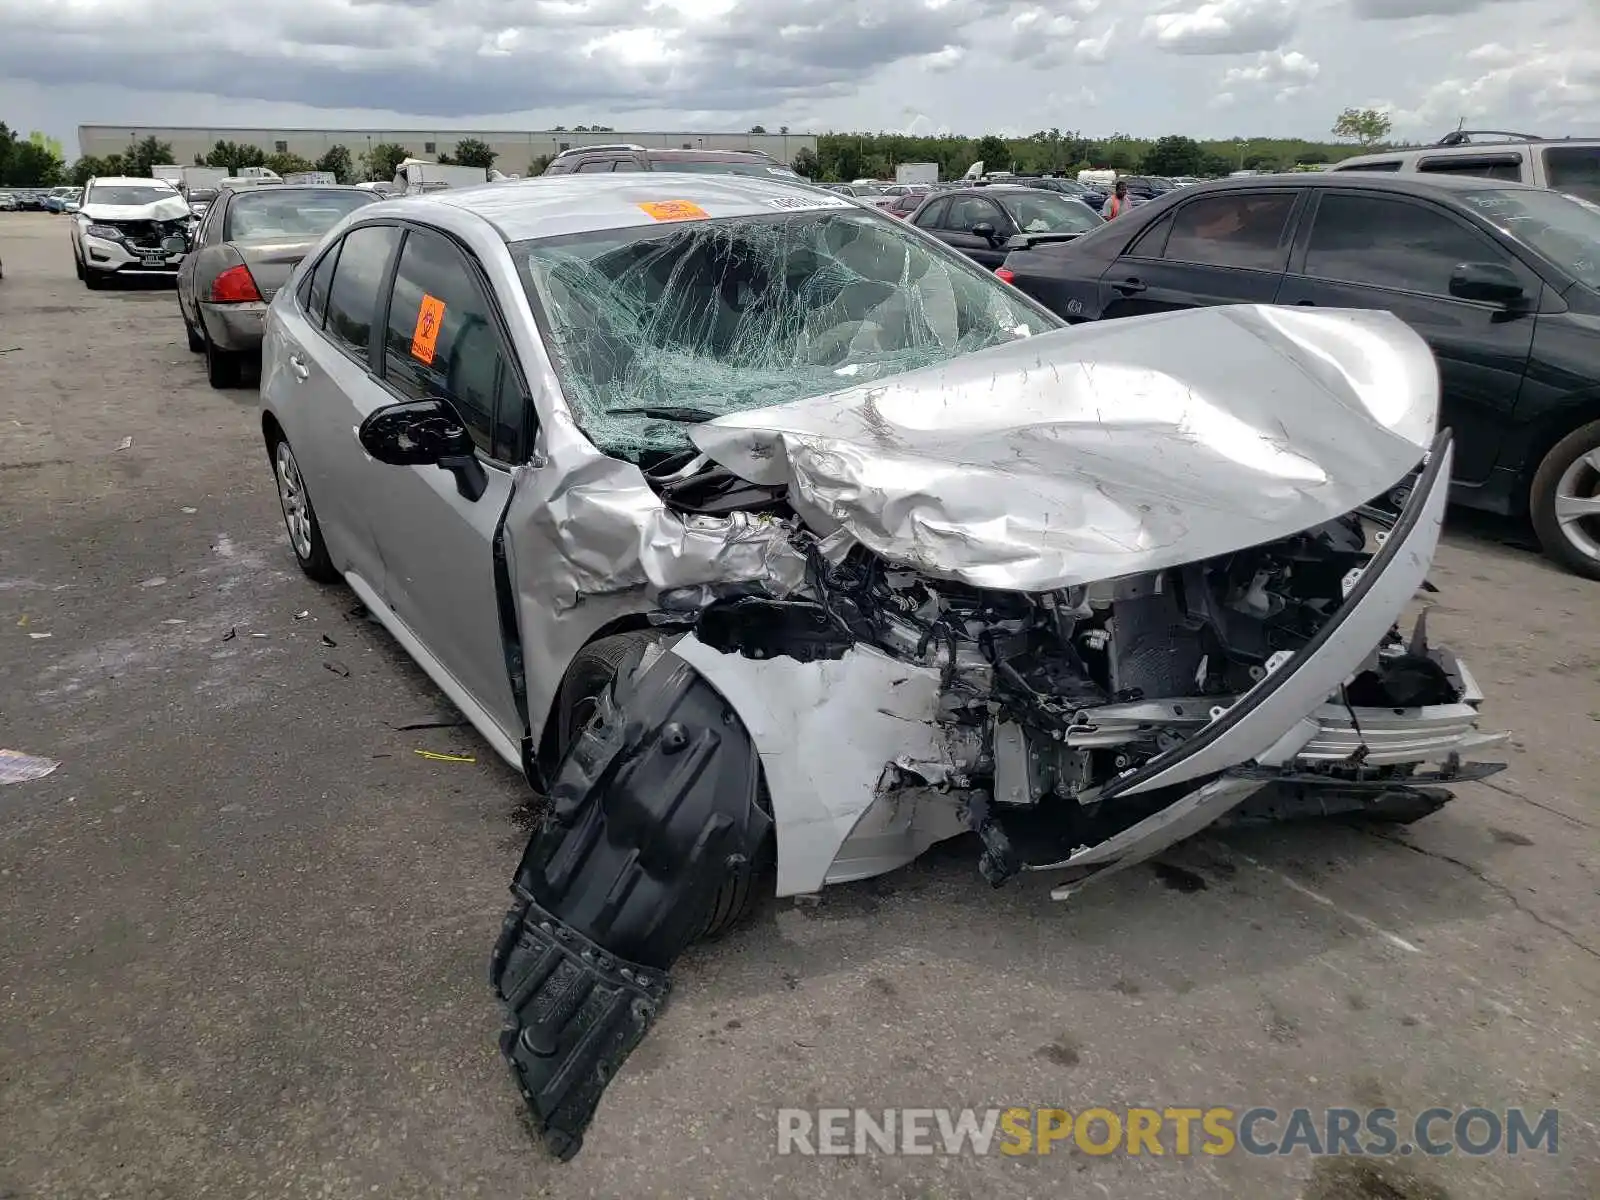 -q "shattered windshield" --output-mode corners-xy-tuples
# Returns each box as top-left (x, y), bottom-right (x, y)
(997, 191), (1104, 233)
(515, 208), (1053, 458)
(1463, 188), (1600, 291)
